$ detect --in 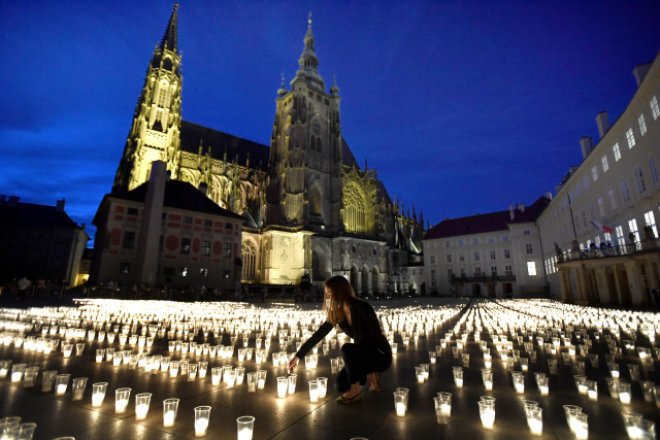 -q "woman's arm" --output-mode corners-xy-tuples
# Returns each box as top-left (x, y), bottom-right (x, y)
(294, 321), (334, 359)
